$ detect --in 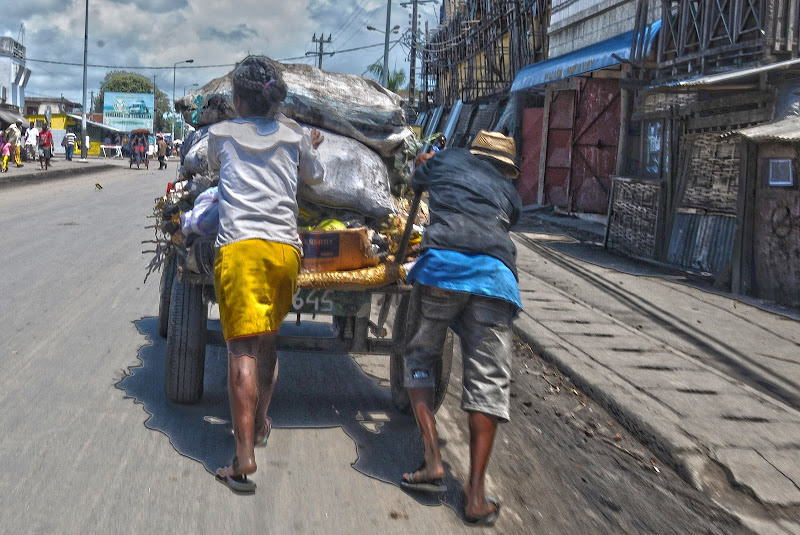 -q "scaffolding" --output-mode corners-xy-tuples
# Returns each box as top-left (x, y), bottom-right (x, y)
(419, 0), (548, 110)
